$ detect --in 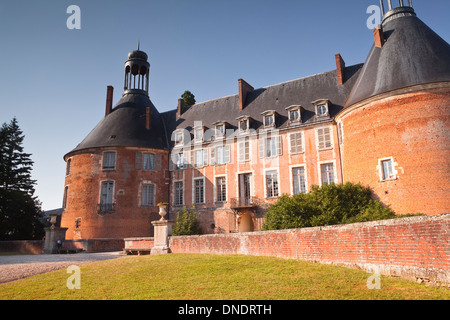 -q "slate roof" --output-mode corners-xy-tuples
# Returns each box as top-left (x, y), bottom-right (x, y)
(67, 91), (169, 156)
(345, 7), (450, 107)
(171, 64), (362, 146)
